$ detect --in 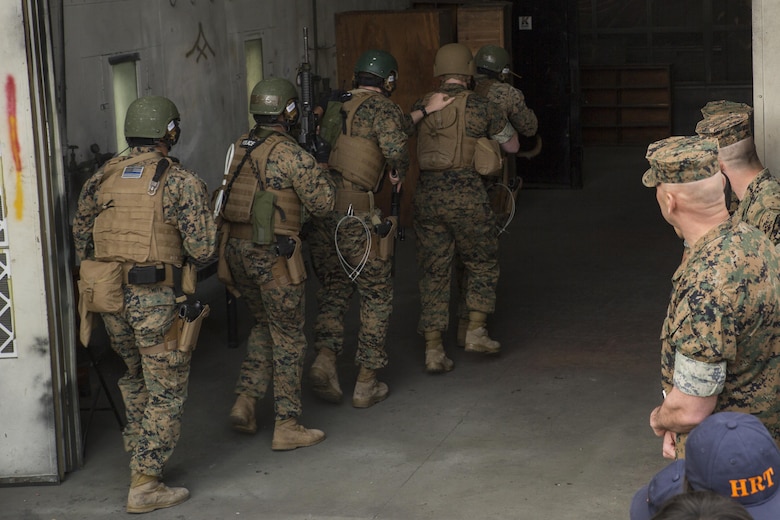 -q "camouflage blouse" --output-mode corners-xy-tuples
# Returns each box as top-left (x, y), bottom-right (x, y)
(659, 217), (780, 442)
(733, 168), (780, 244)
